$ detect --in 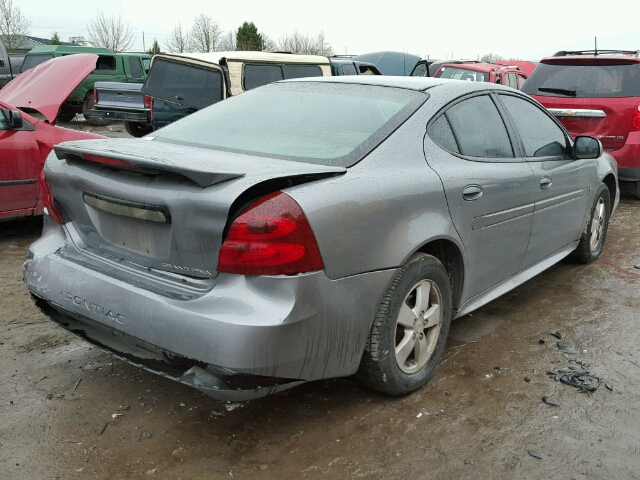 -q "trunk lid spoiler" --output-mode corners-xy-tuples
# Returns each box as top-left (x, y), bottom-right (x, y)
(54, 138), (346, 187)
